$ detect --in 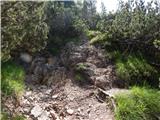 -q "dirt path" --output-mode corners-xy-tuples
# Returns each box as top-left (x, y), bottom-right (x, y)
(3, 78), (117, 120)
(14, 79), (114, 120)
(2, 36), (128, 120)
